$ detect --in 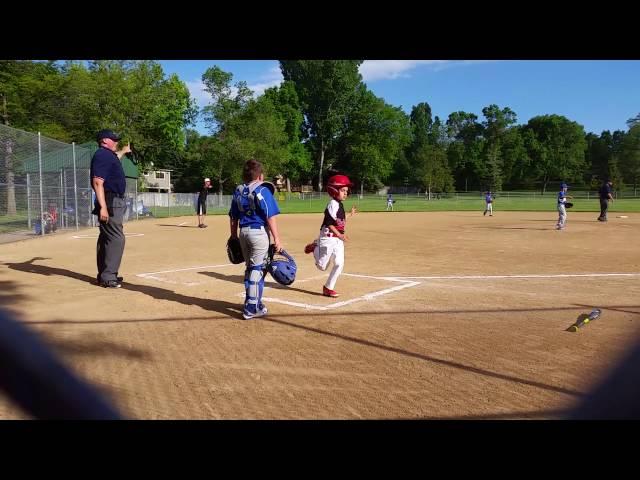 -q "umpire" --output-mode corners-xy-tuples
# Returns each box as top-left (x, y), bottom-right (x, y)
(91, 129), (131, 288)
(598, 179), (614, 222)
